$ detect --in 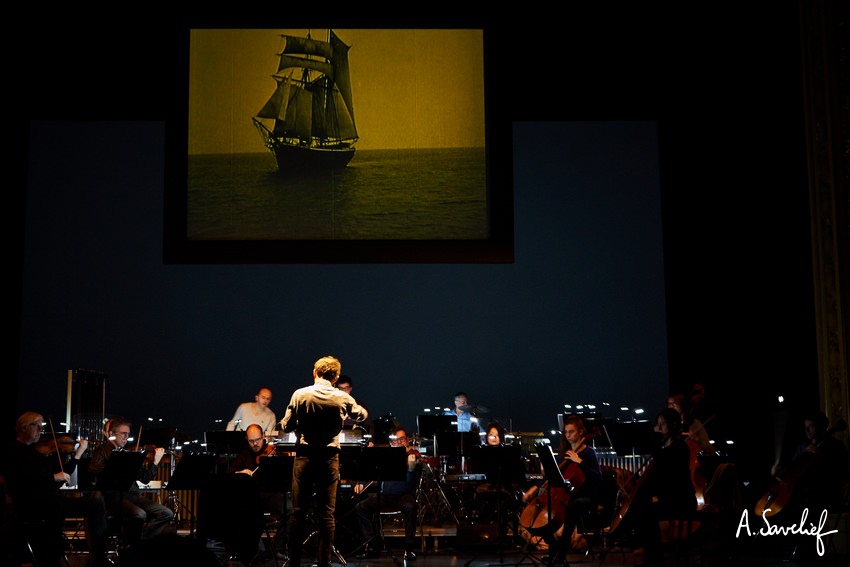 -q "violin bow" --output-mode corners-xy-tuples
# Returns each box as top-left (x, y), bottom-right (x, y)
(48, 416), (64, 471)
(135, 425), (143, 452)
